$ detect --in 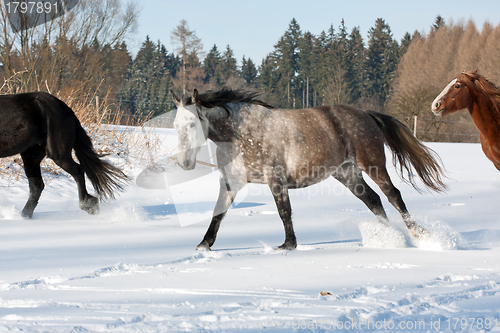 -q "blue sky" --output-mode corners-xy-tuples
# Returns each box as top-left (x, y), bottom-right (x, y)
(132, 0), (500, 64)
